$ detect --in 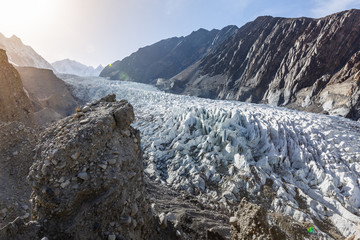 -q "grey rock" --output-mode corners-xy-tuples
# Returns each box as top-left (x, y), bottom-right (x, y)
(120, 216), (132, 225)
(71, 151), (80, 160)
(121, 129), (131, 137)
(113, 102), (135, 129)
(99, 94), (116, 103)
(60, 180), (70, 188)
(108, 234), (116, 240)
(158, 212), (167, 228)
(229, 216), (237, 226)
(99, 163), (107, 170)
(130, 203), (138, 217)
(107, 159), (117, 165)
(79, 118), (90, 124)
(82, 106), (90, 113)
